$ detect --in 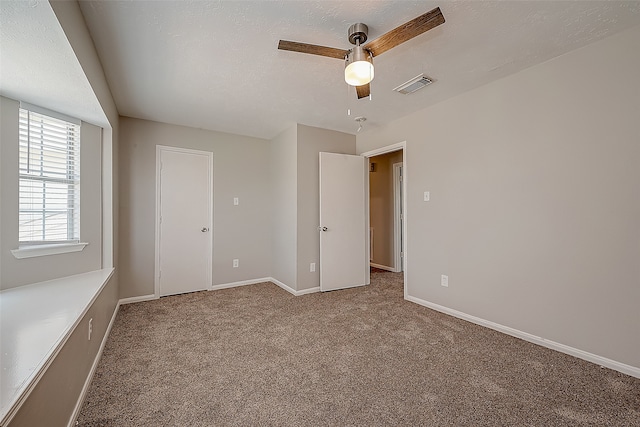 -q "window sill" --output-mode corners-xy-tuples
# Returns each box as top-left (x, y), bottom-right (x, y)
(0, 268), (114, 425)
(11, 242), (89, 259)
